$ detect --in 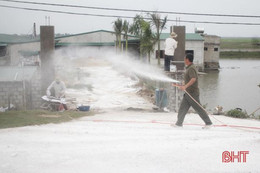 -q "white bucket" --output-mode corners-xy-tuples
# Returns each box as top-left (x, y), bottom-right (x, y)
(170, 65), (177, 72)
